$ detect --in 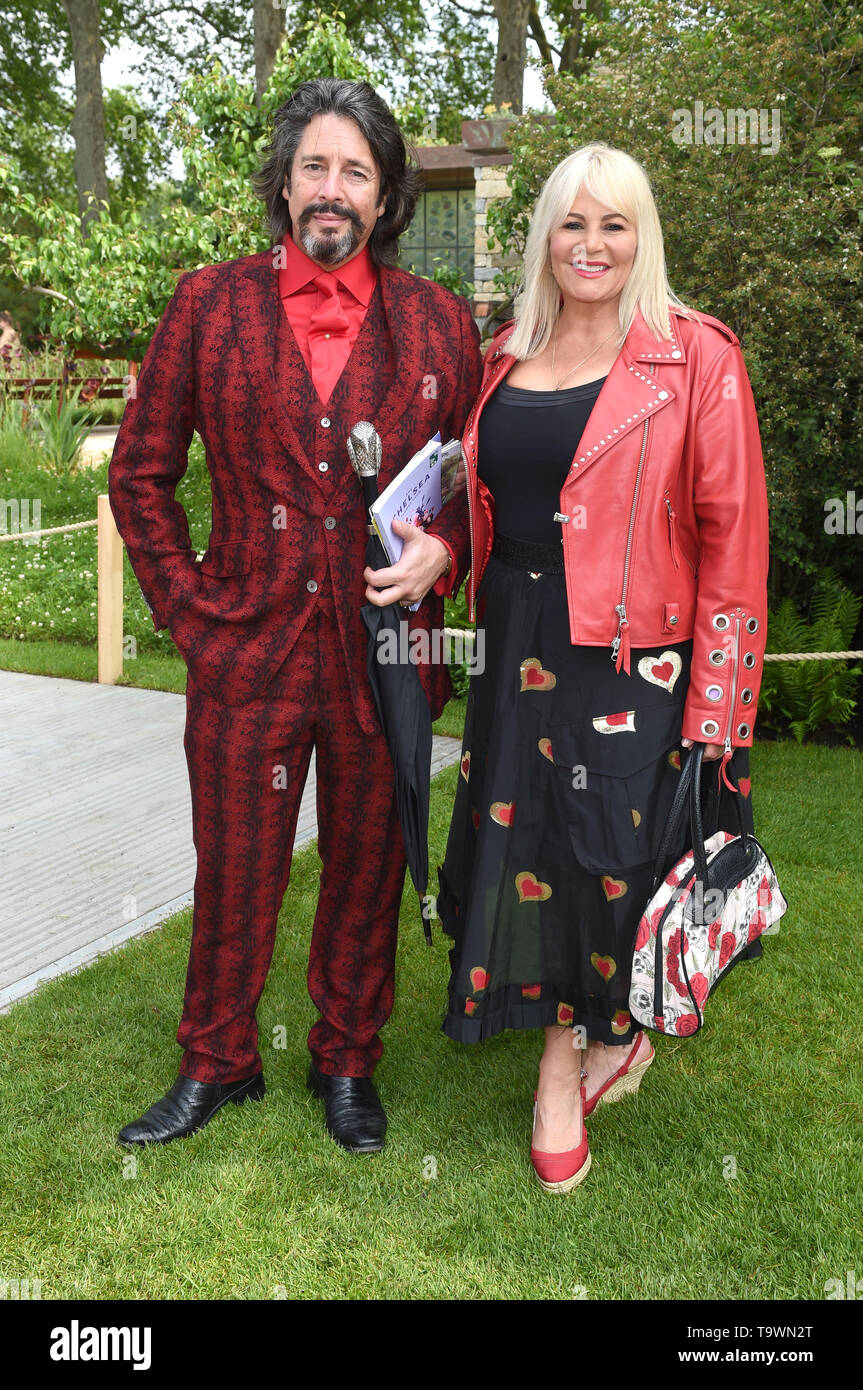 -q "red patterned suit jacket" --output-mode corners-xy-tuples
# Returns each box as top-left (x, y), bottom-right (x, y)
(108, 250), (483, 735)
